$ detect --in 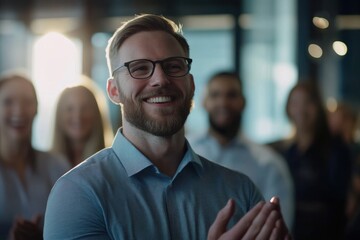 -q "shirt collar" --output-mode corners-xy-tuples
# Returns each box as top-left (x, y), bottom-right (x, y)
(112, 129), (203, 177)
